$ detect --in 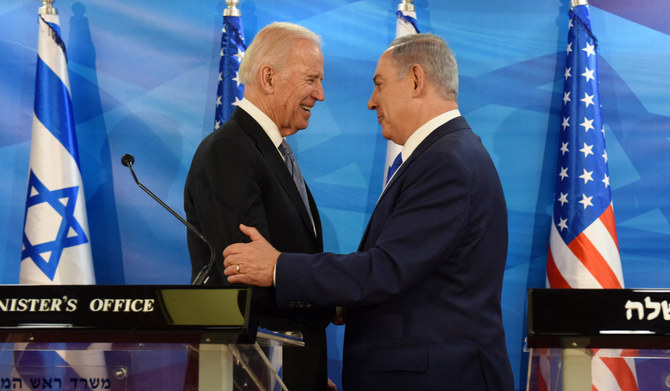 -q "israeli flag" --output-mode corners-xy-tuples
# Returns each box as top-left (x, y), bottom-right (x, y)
(20, 12), (94, 285)
(14, 9), (106, 389)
